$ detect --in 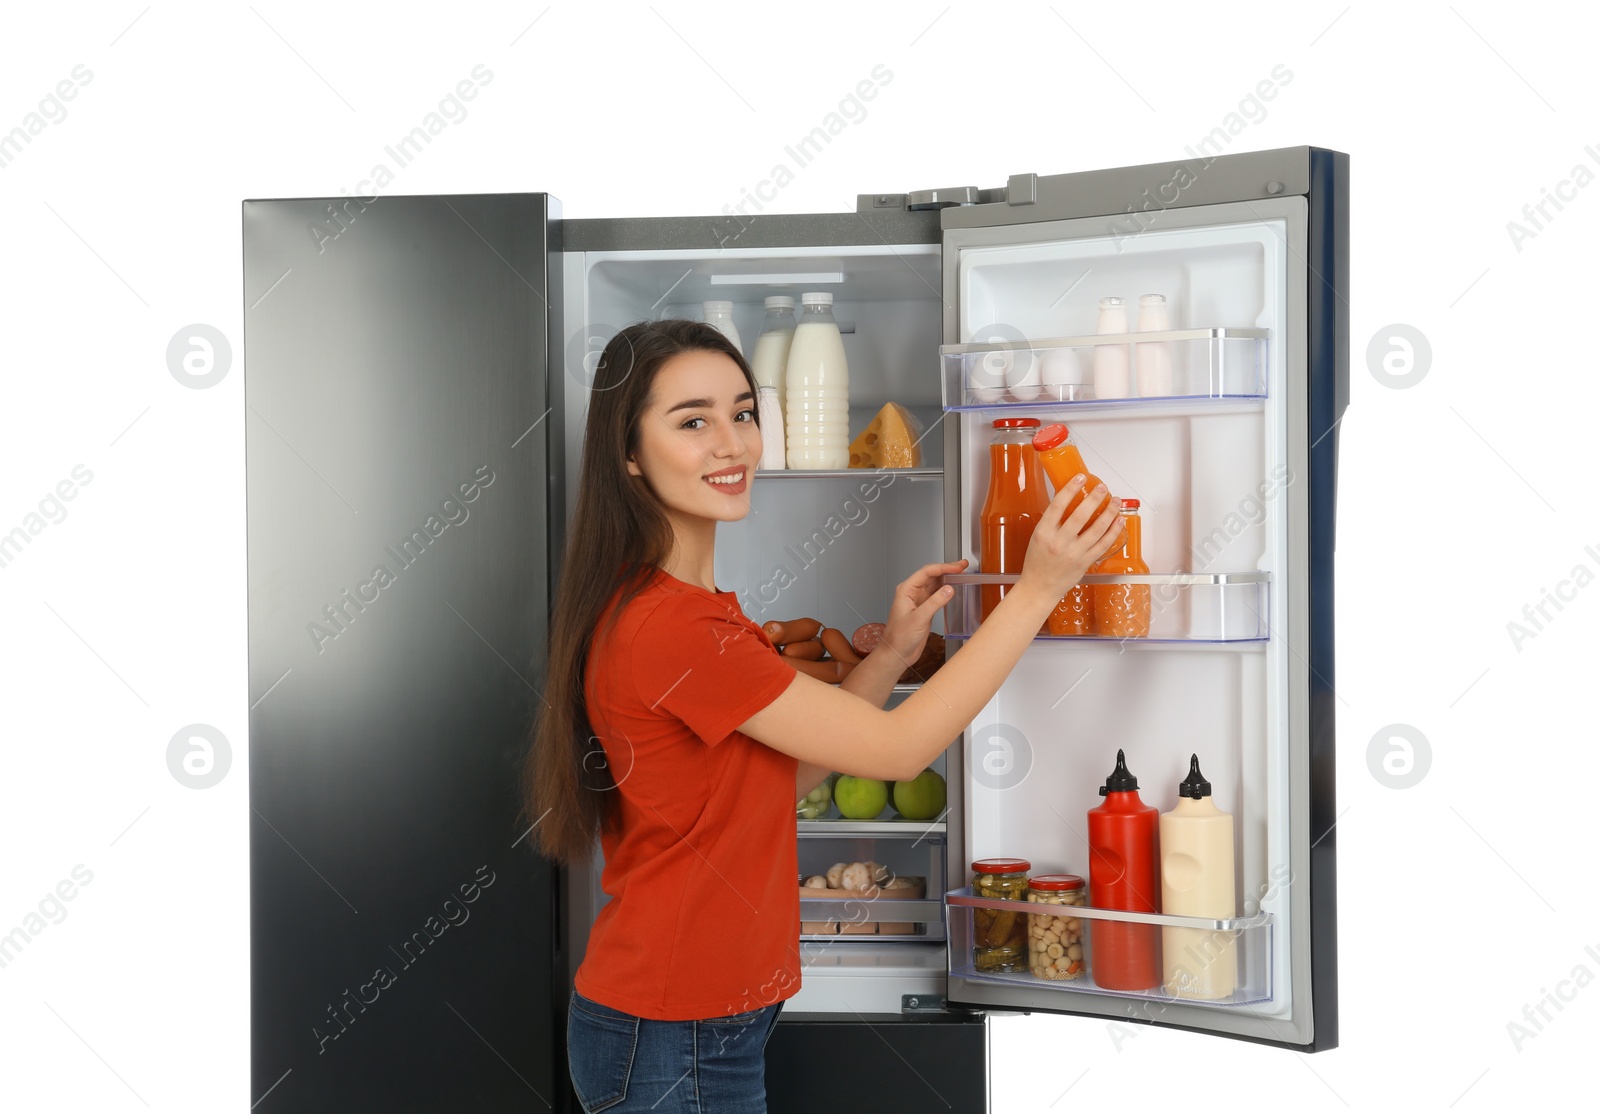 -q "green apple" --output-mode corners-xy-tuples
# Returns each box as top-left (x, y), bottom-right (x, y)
(834, 776), (889, 819)
(892, 769), (947, 821)
(796, 776), (833, 819)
